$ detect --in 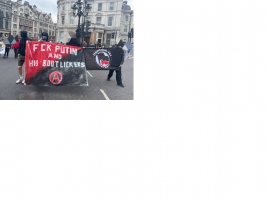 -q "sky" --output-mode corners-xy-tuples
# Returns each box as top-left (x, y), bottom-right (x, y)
(23, 0), (134, 23)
